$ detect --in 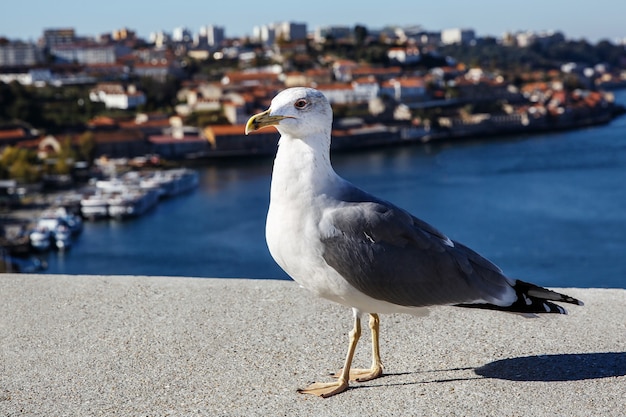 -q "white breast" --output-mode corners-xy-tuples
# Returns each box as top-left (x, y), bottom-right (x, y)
(265, 136), (430, 315)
